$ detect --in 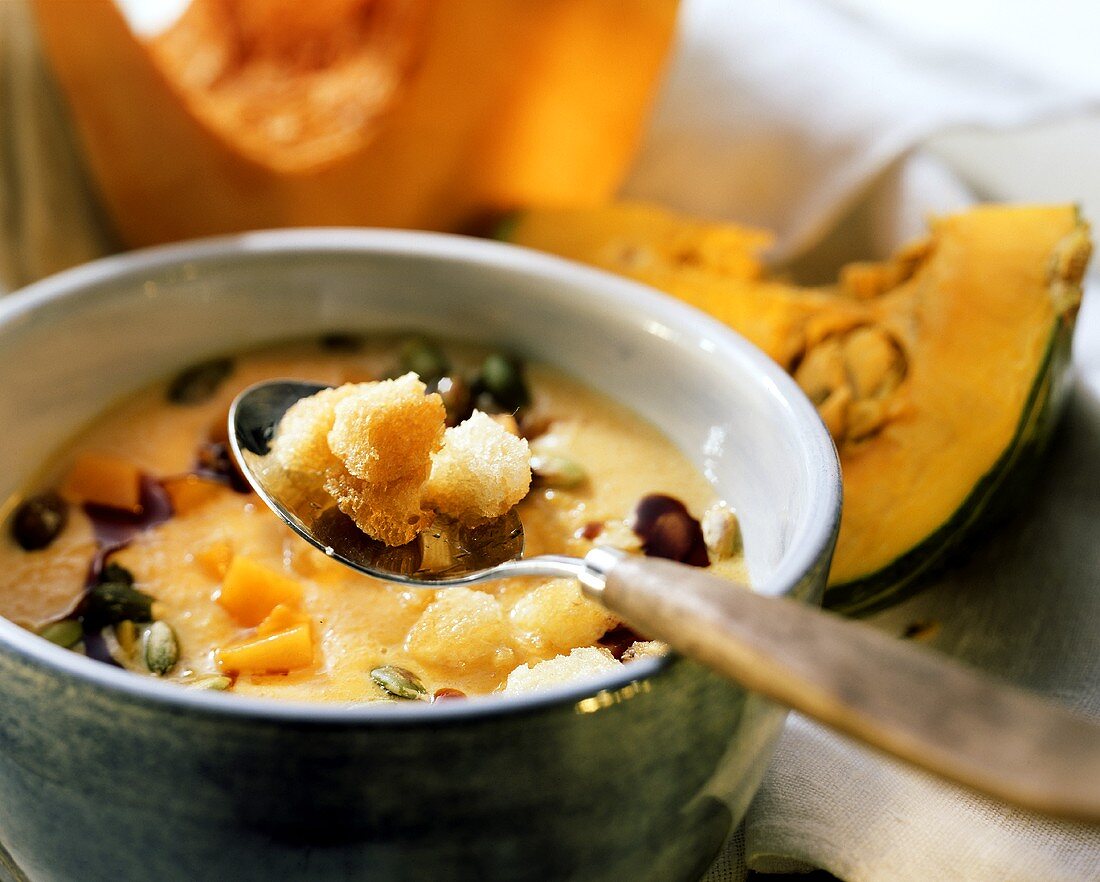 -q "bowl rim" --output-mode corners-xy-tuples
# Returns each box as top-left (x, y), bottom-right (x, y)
(0, 227), (841, 725)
